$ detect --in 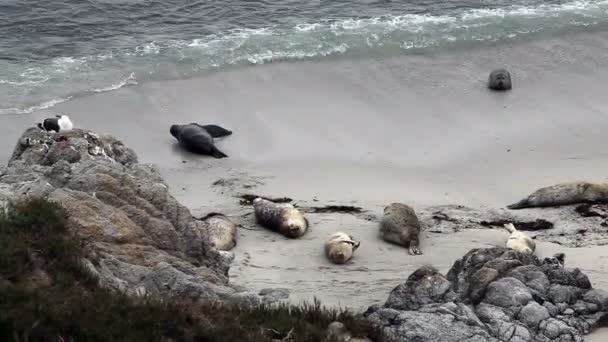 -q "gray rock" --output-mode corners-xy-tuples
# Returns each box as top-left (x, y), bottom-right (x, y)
(484, 277), (533, 308)
(385, 265), (454, 310)
(518, 302), (550, 327)
(0, 128), (281, 305)
(367, 247), (606, 342)
(367, 304), (497, 342)
(583, 289), (608, 310)
(549, 285), (583, 304)
(508, 265), (551, 294)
